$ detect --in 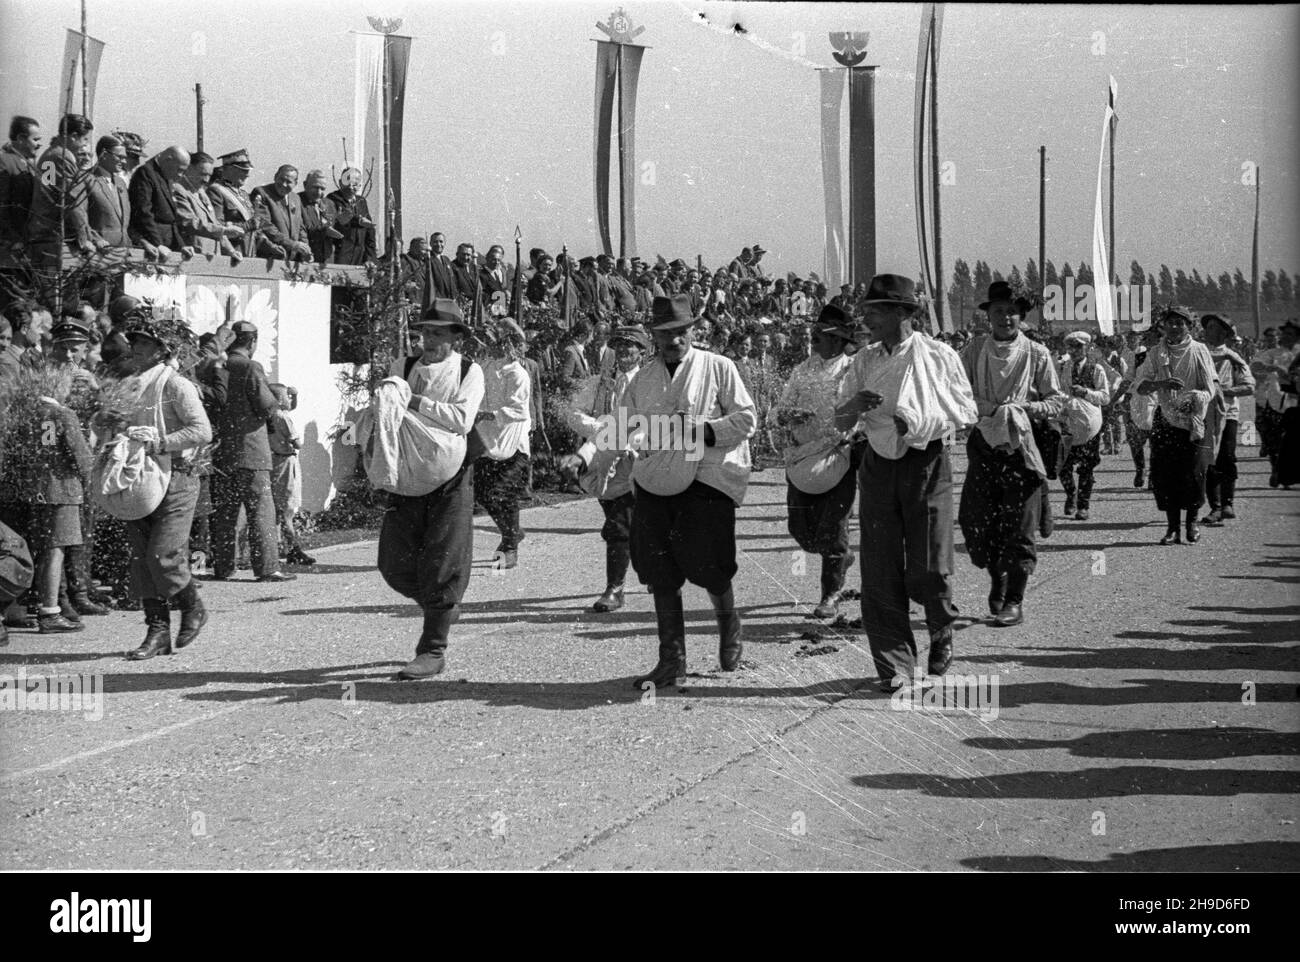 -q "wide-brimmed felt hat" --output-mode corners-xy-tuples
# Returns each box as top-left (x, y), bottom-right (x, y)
(609, 324), (651, 350)
(813, 304), (855, 339)
(1160, 305), (1196, 325)
(861, 274), (922, 309)
(650, 295), (694, 331)
(979, 280), (1032, 314)
(1200, 312), (1236, 335)
(108, 294), (146, 324)
(414, 298), (469, 334)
